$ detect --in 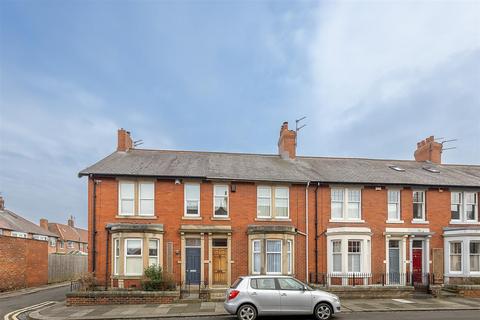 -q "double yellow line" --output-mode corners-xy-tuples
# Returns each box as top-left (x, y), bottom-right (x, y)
(4, 301), (56, 320)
